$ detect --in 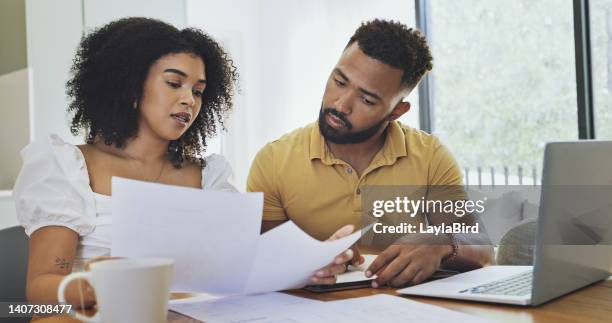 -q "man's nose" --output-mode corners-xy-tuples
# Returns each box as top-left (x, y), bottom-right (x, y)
(334, 93), (352, 115)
